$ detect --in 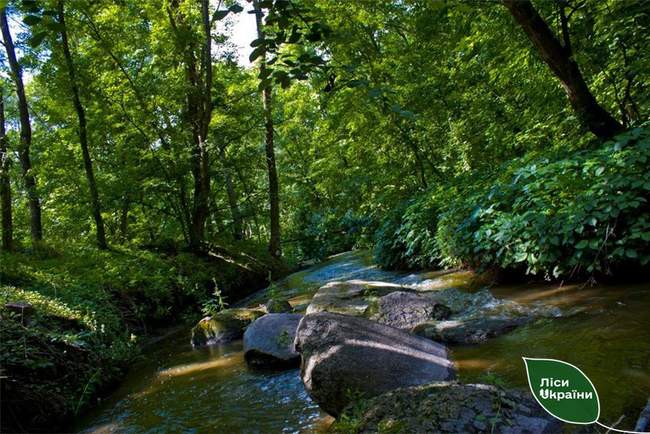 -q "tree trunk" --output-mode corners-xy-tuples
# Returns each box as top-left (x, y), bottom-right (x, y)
(119, 194), (129, 243)
(0, 88), (13, 251)
(58, 1), (107, 249)
(502, 0), (624, 139)
(170, 0), (213, 251)
(0, 8), (43, 242)
(221, 152), (243, 240)
(253, 0), (282, 258)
